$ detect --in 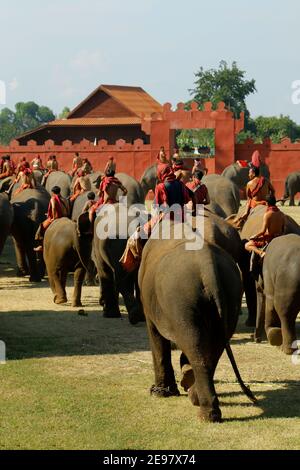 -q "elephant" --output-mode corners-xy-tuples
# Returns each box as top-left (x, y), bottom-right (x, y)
(0, 194), (13, 255)
(240, 205), (300, 338)
(33, 170), (44, 185)
(10, 187), (50, 281)
(93, 203), (144, 324)
(43, 215), (93, 307)
(281, 171), (300, 206)
(0, 175), (15, 193)
(222, 162), (270, 190)
(45, 171), (72, 199)
(202, 174), (240, 218)
(138, 231), (255, 422)
(259, 234), (300, 354)
(140, 164), (157, 197)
